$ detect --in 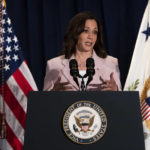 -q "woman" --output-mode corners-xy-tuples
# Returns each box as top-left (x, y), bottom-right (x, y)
(43, 12), (121, 91)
